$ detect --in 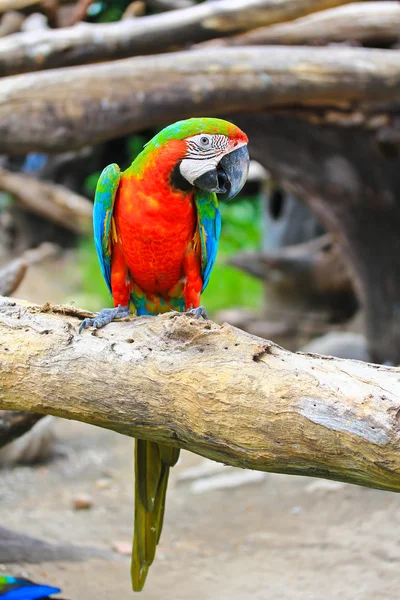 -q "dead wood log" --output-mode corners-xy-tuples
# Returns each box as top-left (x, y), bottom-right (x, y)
(230, 234), (358, 321)
(1, 297), (400, 492)
(232, 112), (400, 364)
(203, 2), (400, 47)
(0, 167), (92, 233)
(0, 0), (362, 77)
(1, 46), (400, 154)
